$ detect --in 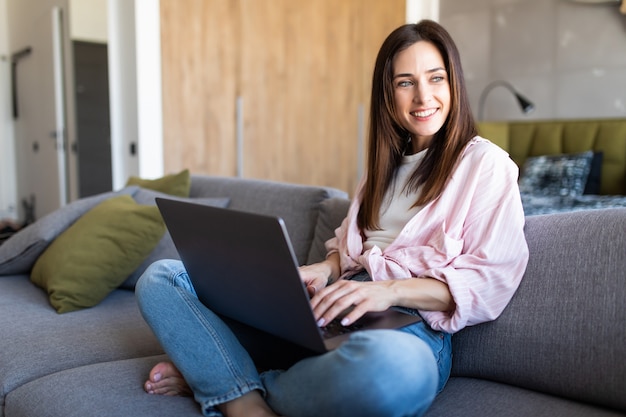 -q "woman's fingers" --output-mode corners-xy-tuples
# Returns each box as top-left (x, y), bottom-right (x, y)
(312, 280), (390, 326)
